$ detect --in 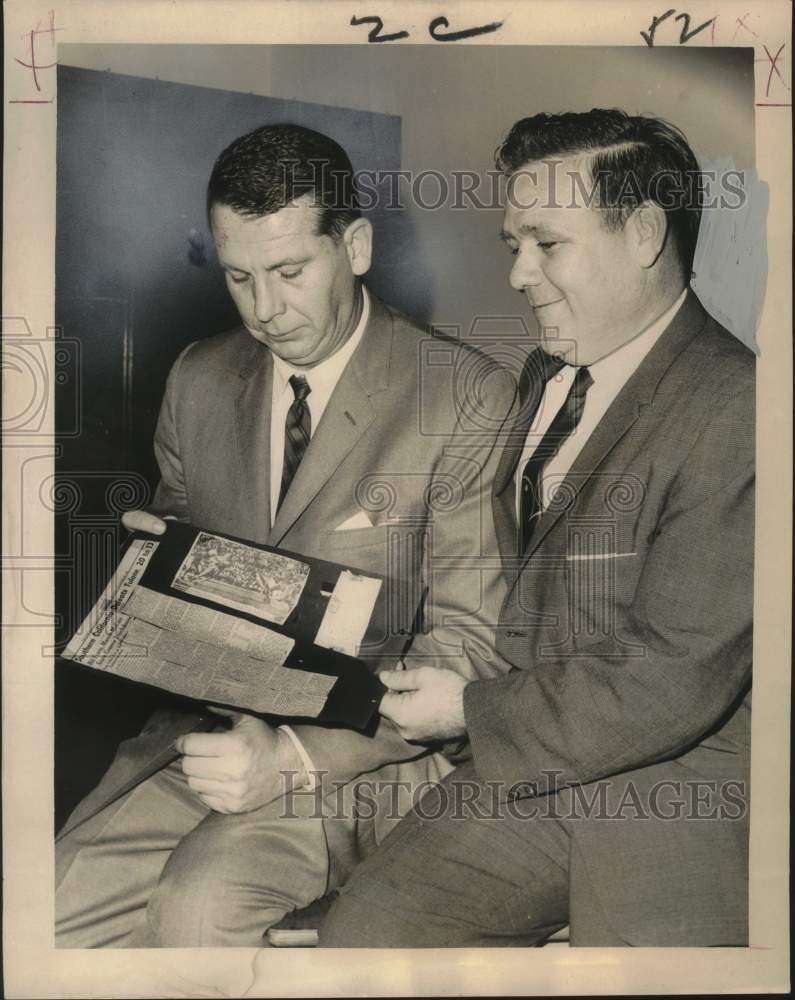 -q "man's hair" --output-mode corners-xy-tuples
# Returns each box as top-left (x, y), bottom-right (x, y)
(207, 123), (361, 241)
(495, 109), (703, 276)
